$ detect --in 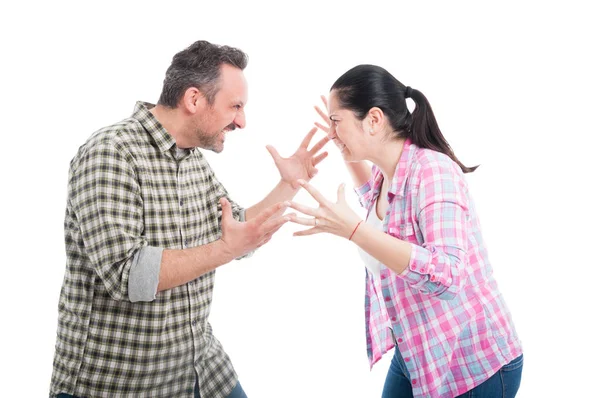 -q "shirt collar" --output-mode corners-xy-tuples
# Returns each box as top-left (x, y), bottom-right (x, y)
(131, 101), (178, 154)
(372, 138), (417, 198)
